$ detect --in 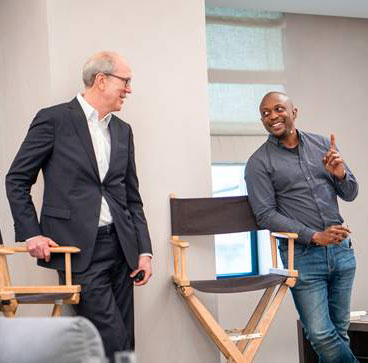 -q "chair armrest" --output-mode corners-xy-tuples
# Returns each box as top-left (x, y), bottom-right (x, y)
(0, 247), (15, 255)
(269, 268), (298, 278)
(9, 246), (80, 254)
(1, 245), (80, 287)
(0, 291), (15, 300)
(270, 231), (298, 273)
(171, 237), (190, 286)
(271, 232), (298, 239)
